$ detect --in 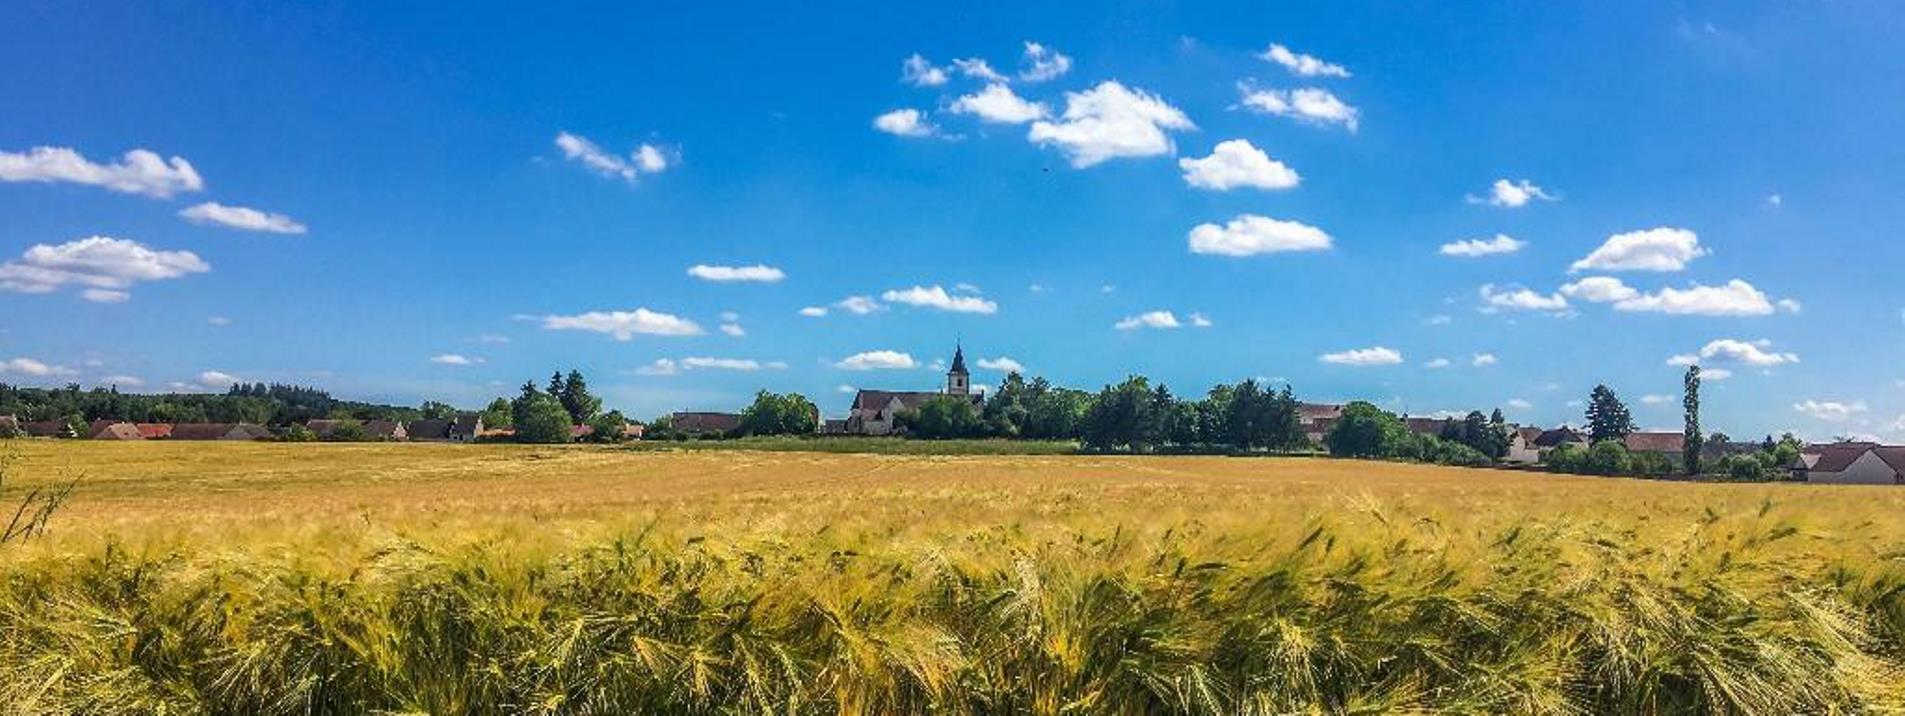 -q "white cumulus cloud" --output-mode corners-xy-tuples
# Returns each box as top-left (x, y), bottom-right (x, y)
(1424, 357), (1451, 369)
(1466, 179), (1555, 208)
(539, 309), (703, 340)
(554, 132), (671, 182)
(1612, 280), (1777, 316)
(0, 357), (76, 377)
(687, 264), (785, 282)
(1472, 353), (1498, 367)
(179, 202), (307, 234)
(431, 354), (482, 365)
(1794, 400), (1866, 422)
(1179, 139), (1299, 191)
(952, 58), (1007, 82)
(1188, 214), (1331, 256)
(1029, 81), (1195, 167)
(1238, 85), (1358, 131)
(951, 84), (1049, 124)
(1114, 310), (1209, 331)
(1319, 346), (1403, 366)
(198, 370), (242, 387)
(0, 145), (204, 198)
(0, 236), (210, 302)
(977, 356), (1024, 372)
(835, 296), (883, 315)
(900, 54), (949, 86)
(799, 306), (828, 317)
(881, 285), (997, 314)
(1560, 276), (1641, 303)
(873, 108), (942, 137)
(835, 350), (919, 371)
(1260, 43), (1351, 78)
(1018, 41), (1073, 82)
(1667, 338), (1799, 367)
(1570, 227), (1707, 272)
(1439, 234), (1525, 257)
(1479, 284), (1569, 313)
